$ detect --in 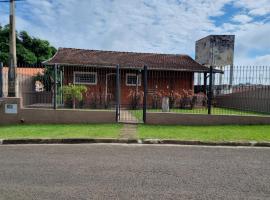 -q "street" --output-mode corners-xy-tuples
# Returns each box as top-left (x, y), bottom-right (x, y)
(0, 144), (270, 199)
